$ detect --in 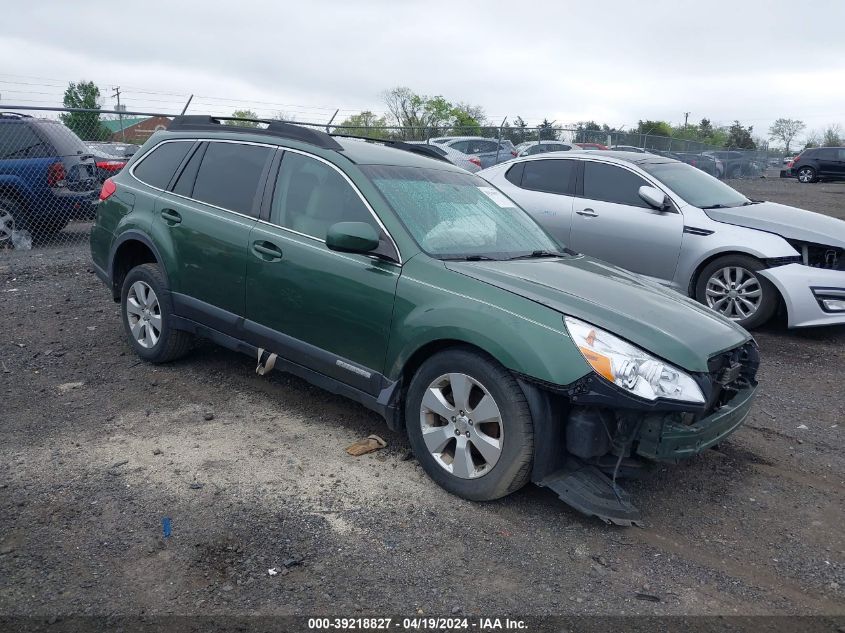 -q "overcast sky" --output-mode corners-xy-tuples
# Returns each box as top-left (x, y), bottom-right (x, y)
(2, 0), (843, 140)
